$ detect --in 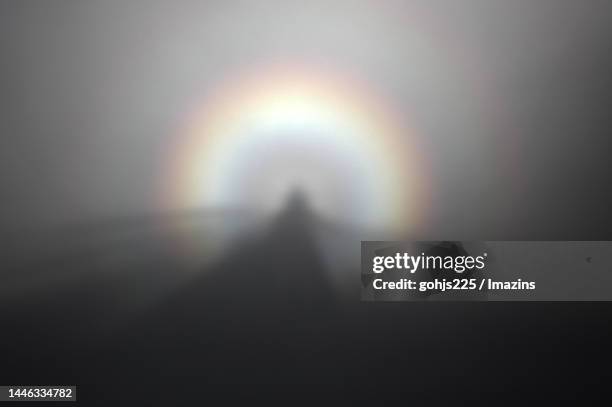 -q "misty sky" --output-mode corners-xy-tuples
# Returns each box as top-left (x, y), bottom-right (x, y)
(1, 0), (612, 238)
